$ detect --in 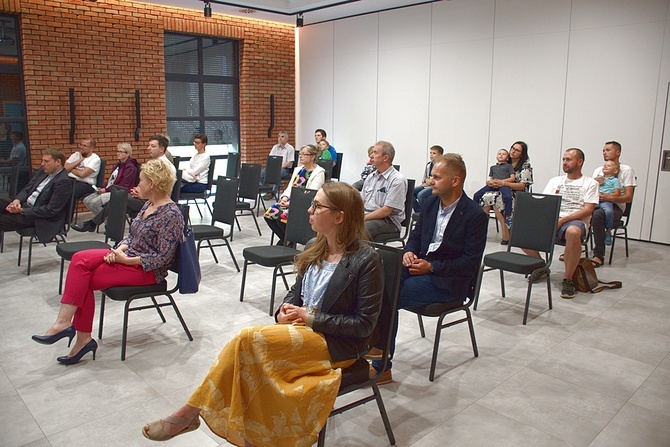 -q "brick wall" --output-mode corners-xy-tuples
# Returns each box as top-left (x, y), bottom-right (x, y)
(0, 0), (295, 177)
